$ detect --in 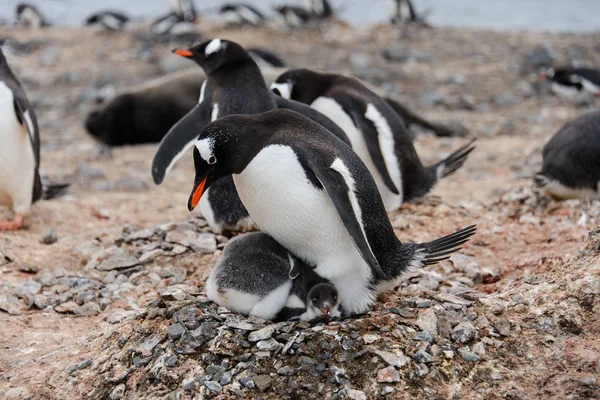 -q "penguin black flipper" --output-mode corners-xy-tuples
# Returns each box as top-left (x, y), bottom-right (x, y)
(274, 95), (351, 146)
(152, 104), (211, 184)
(304, 153), (386, 280)
(329, 92), (400, 195)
